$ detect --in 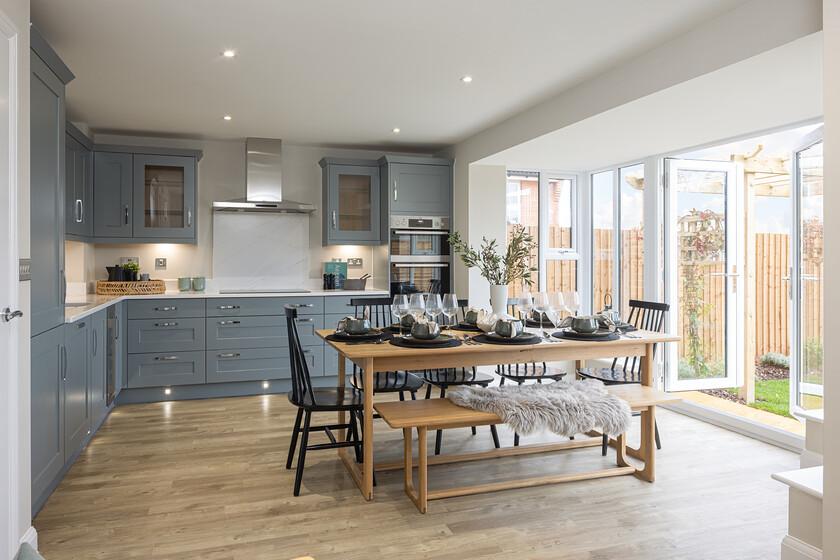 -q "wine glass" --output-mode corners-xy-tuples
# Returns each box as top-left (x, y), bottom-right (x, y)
(548, 292), (565, 326)
(563, 291), (581, 316)
(408, 293), (426, 320)
(532, 292), (549, 331)
(426, 293), (443, 324)
(391, 295), (409, 336)
(517, 290), (534, 322)
(442, 293), (459, 327)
